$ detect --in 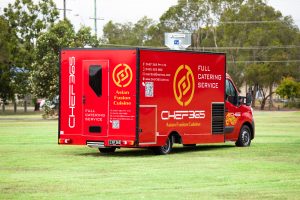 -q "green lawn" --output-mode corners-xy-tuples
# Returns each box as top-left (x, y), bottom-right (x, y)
(0, 111), (299, 200)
